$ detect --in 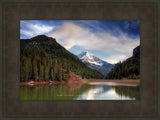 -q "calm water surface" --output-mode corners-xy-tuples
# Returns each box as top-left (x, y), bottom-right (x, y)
(20, 82), (140, 100)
